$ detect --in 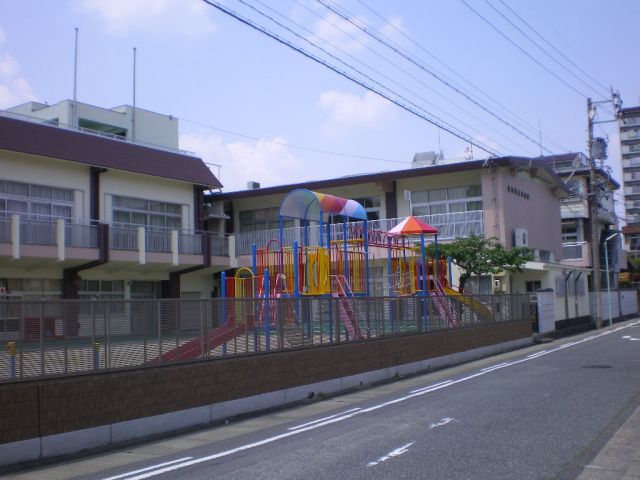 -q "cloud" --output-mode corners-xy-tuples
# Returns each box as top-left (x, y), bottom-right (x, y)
(0, 27), (37, 108)
(310, 12), (369, 53)
(180, 132), (303, 191)
(75, 0), (216, 37)
(380, 16), (408, 47)
(317, 90), (394, 136)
